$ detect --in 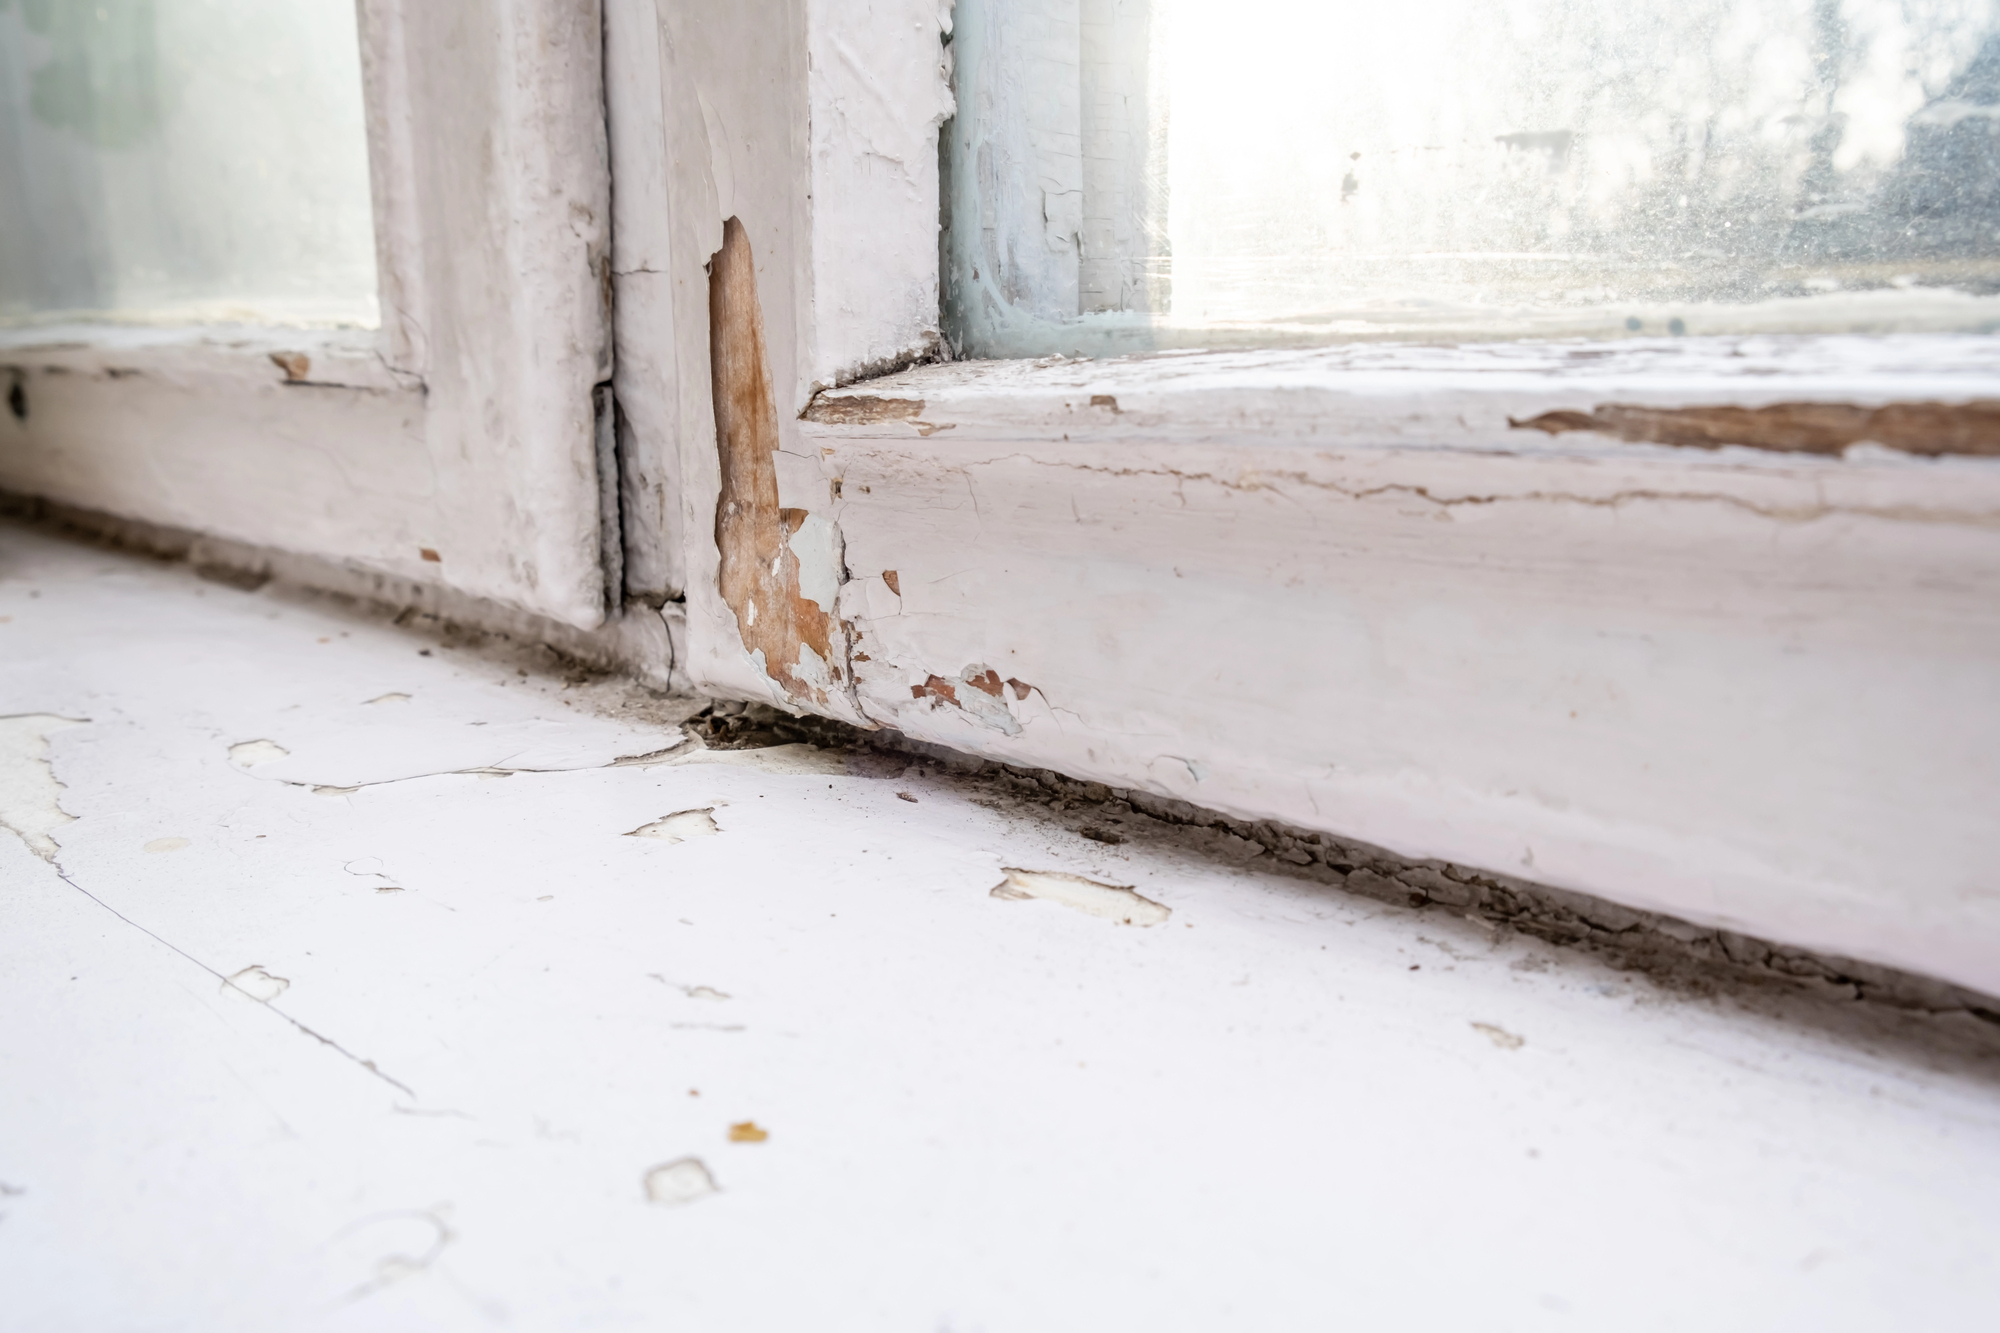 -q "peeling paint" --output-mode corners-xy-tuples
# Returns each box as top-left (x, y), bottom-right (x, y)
(785, 511), (844, 614)
(800, 394), (925, 425)
(223, 965), (291, 1003)
(908, 664), (1023, 735)
(711, 218), (848, 707)
(989, 867), (1171, 925)
(0, 714), (87, 861)
(1472, 1022), (1526, 1050)
(626, 809), (720, 843)
(228, 740), (290, 767)
(1511, 401), (2000, 456)
(644, 1157), (719, 1205)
